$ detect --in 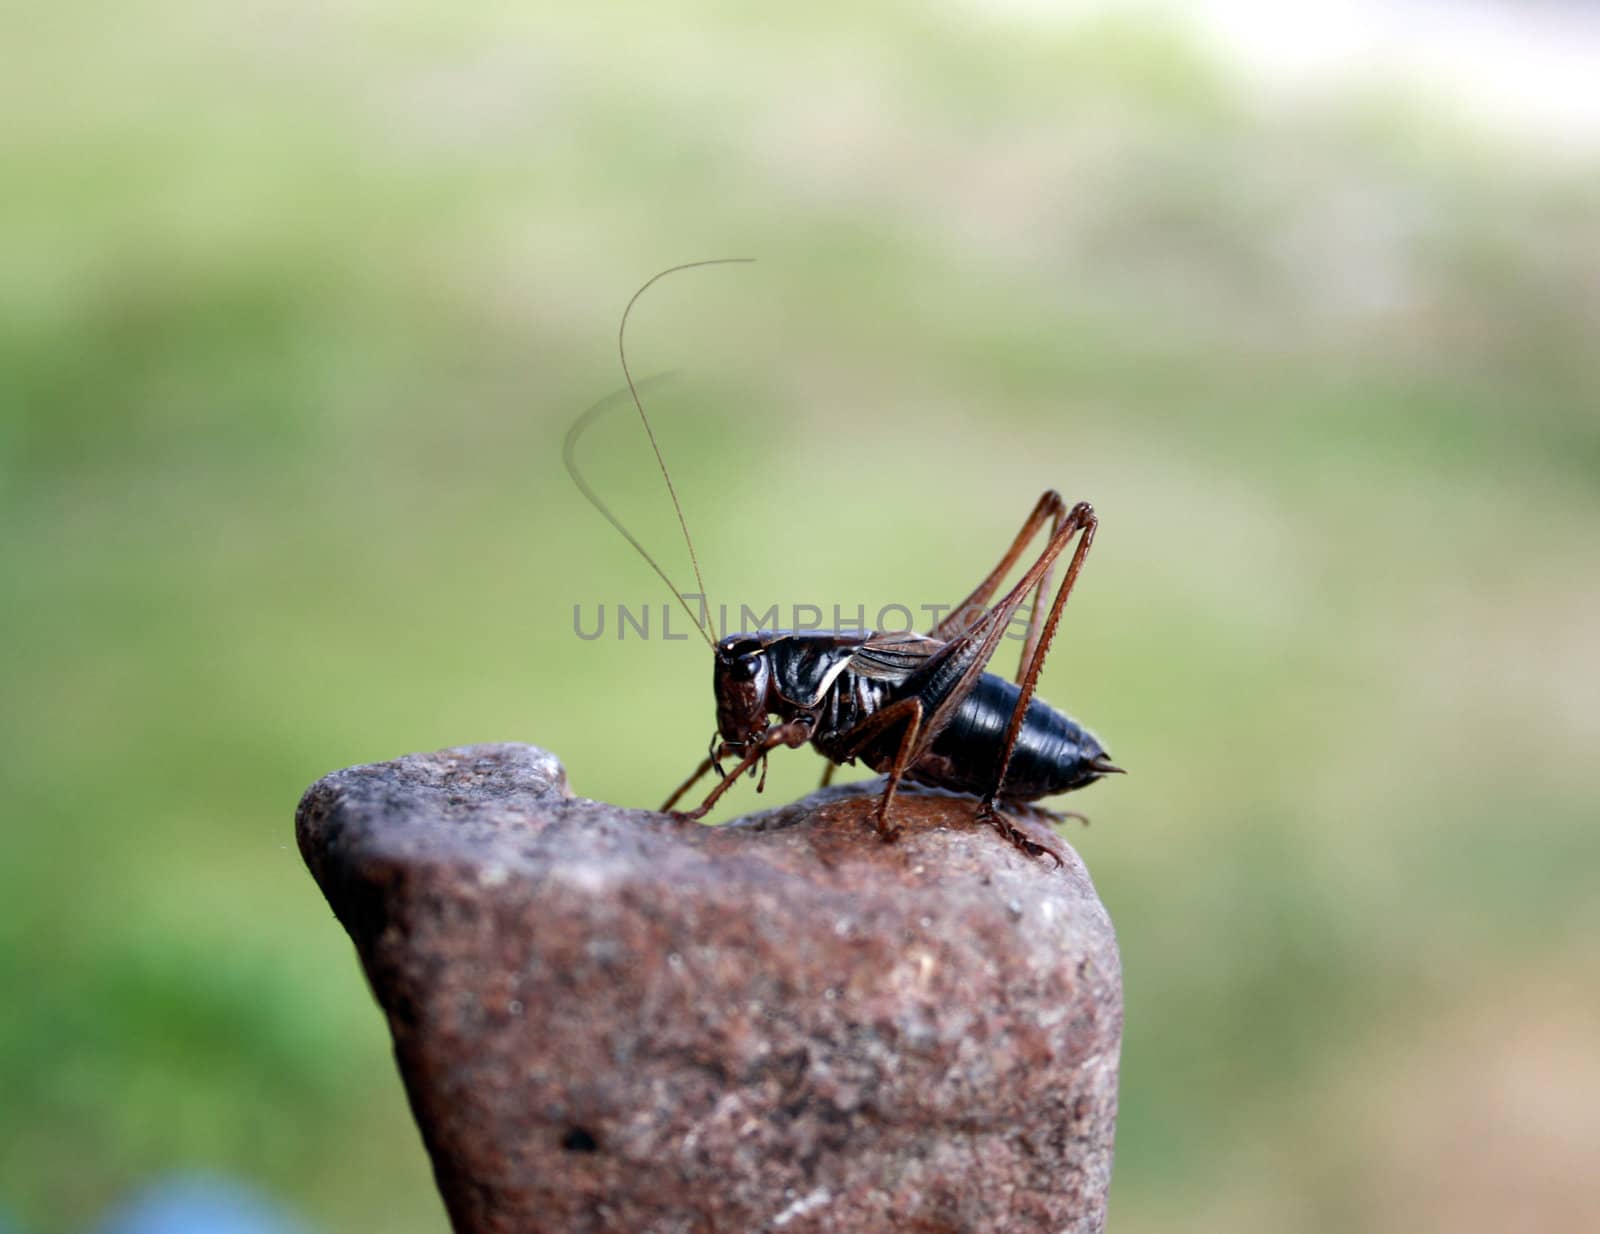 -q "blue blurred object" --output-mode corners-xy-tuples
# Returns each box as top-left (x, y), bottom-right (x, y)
(88, 1176), (315, 1234)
